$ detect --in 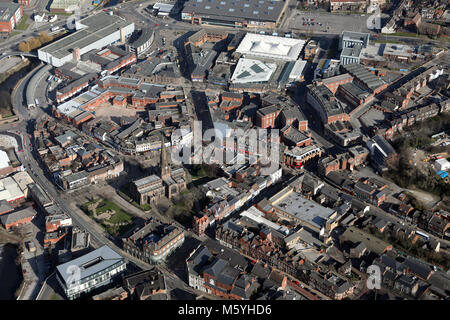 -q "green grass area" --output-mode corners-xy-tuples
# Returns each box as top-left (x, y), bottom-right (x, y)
(0, 111), (14, 118)
(371, 39), (403, 44)
(190, 166), (207, 180)
(80, 198), (134, 237)
(16, 14), (29, 31)
(96, 200), (133, 224)
(50, 292), (61, 300)
(438, 36), (450, 43)
(390, 32), (428, 39)
(8, 31), (21, 38)
(350, 272), (361, 281)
